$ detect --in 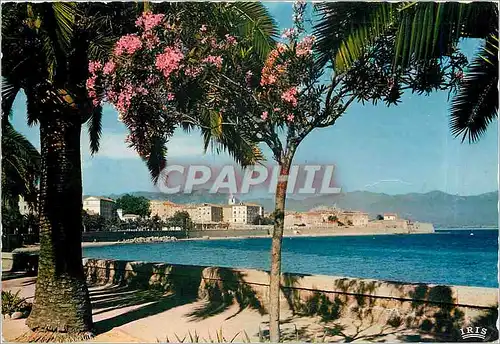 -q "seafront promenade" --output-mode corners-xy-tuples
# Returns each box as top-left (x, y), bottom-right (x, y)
(2, 257), (497, 342)
(78, 222), (435, 242)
